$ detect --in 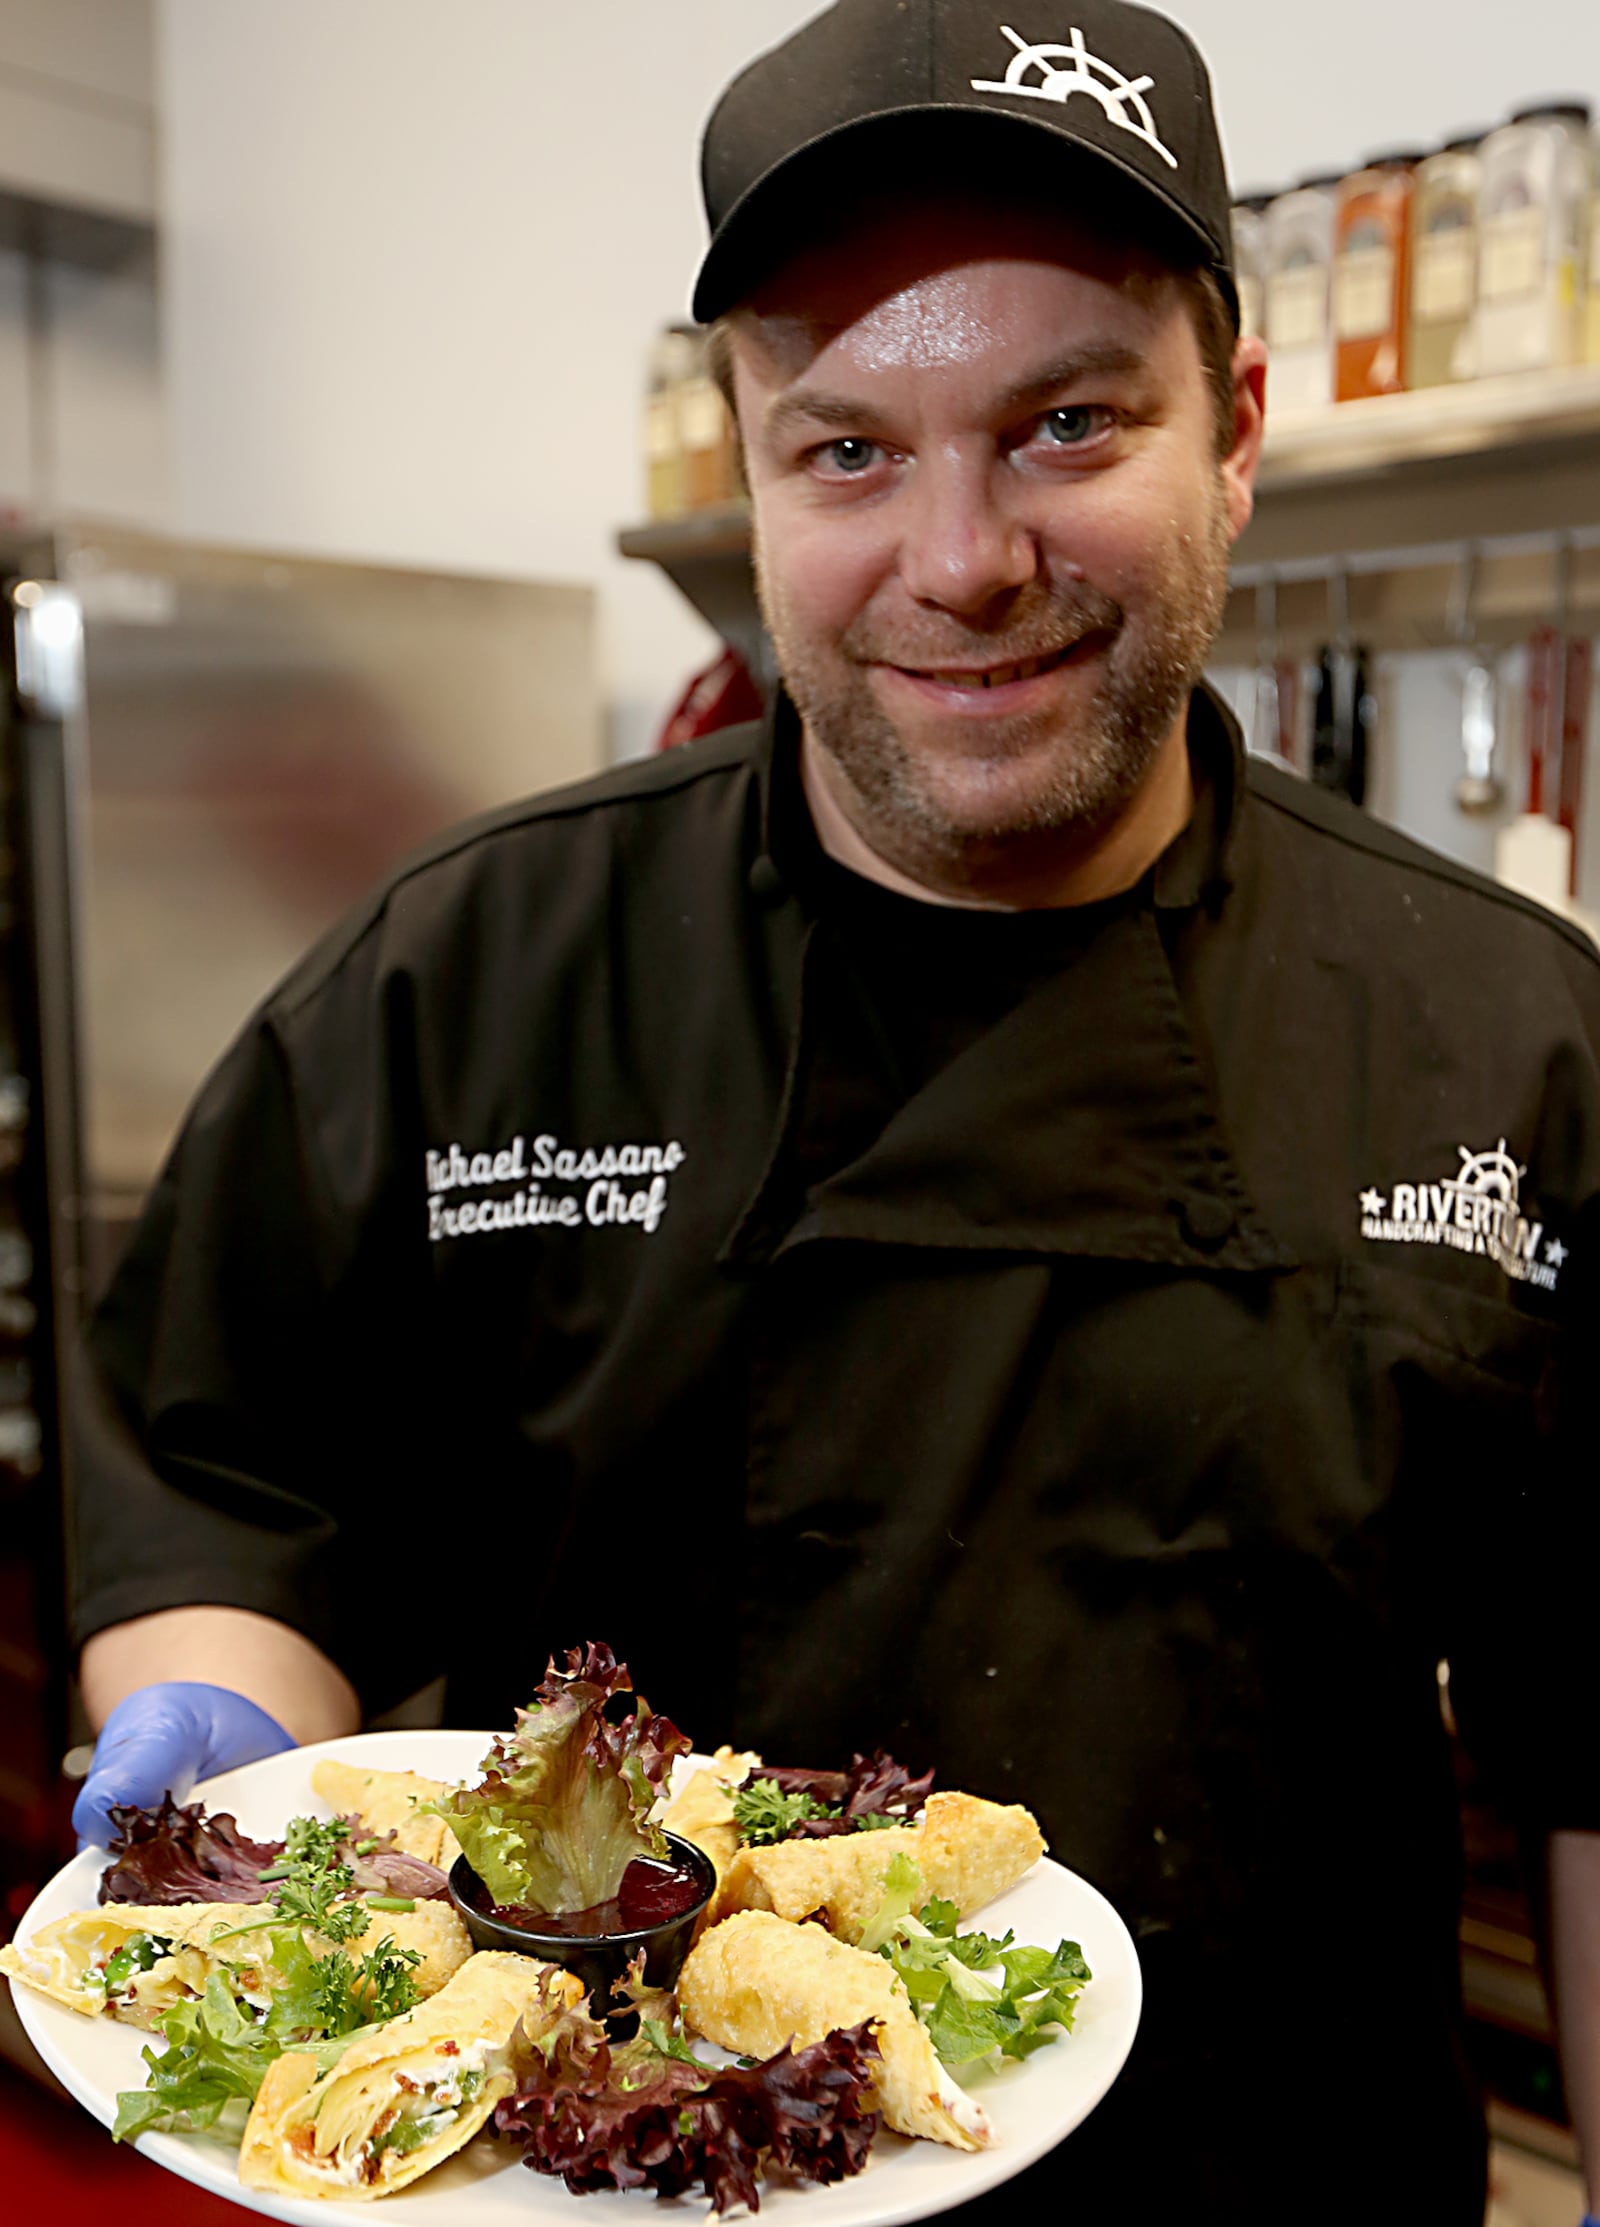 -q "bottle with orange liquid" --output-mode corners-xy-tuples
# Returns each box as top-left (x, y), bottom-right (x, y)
(1334, 152), (1422, 400)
